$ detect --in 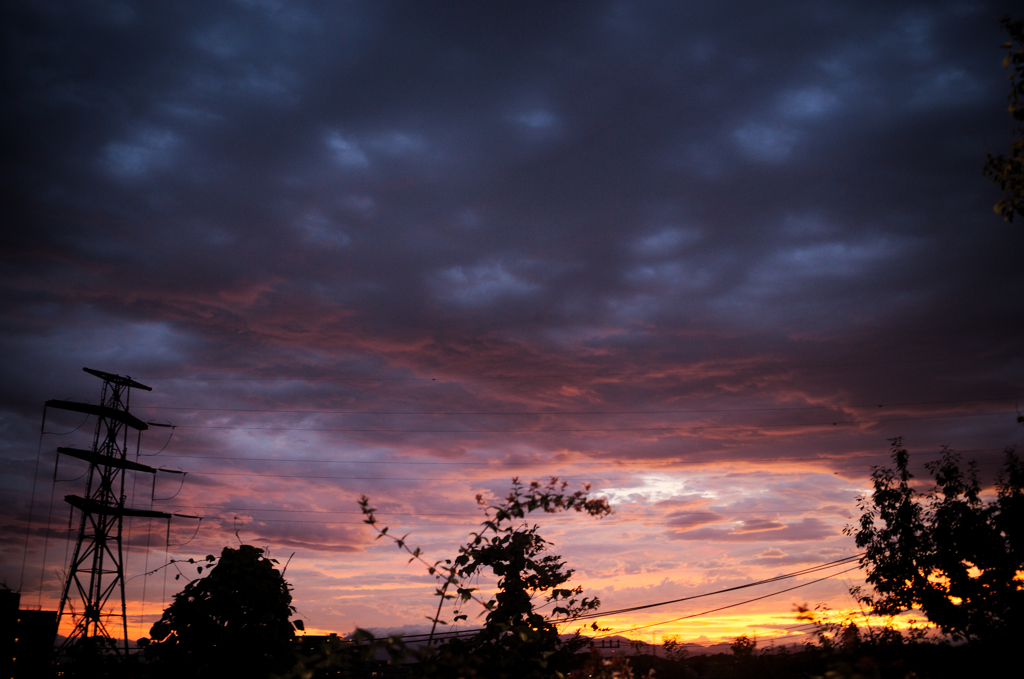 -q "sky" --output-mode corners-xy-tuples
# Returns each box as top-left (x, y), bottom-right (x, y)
(2, 0), (1023, 648)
